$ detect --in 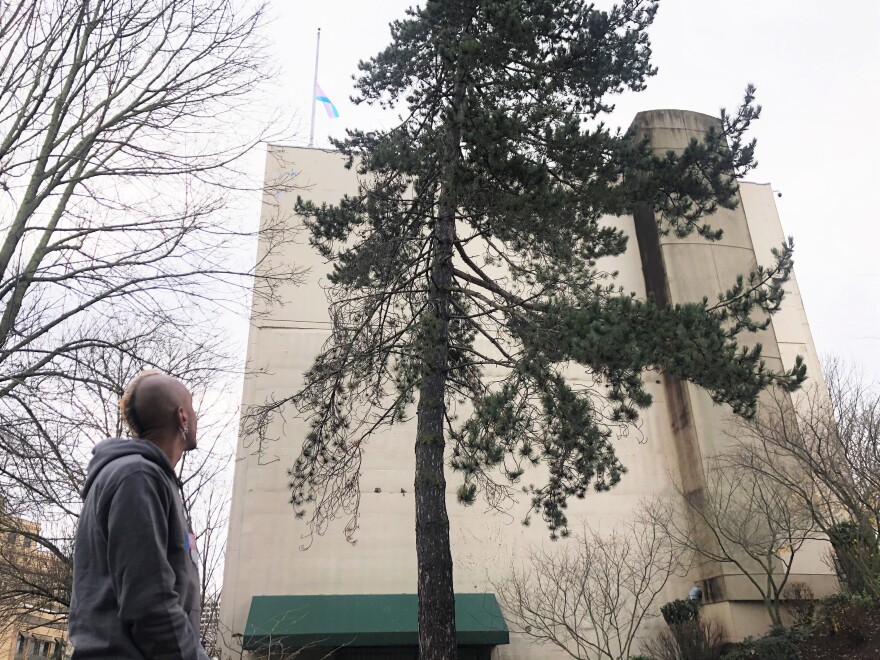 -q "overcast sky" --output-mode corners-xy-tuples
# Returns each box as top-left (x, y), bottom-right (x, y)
(260, 0), (880, 378)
